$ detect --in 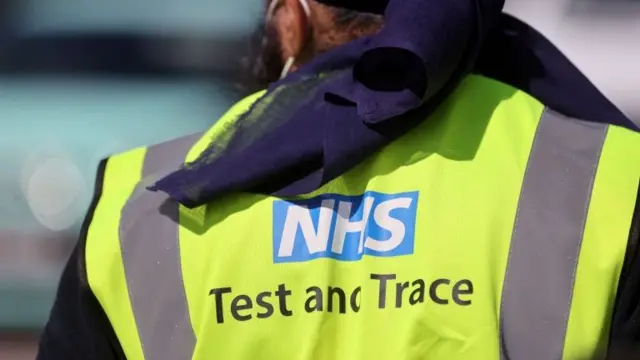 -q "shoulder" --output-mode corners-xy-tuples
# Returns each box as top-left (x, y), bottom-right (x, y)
(441, 74), (546, 126)
(88, 89), (267, 236)
(476, 14), (639, 132)
(105, 89), (266, 182)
